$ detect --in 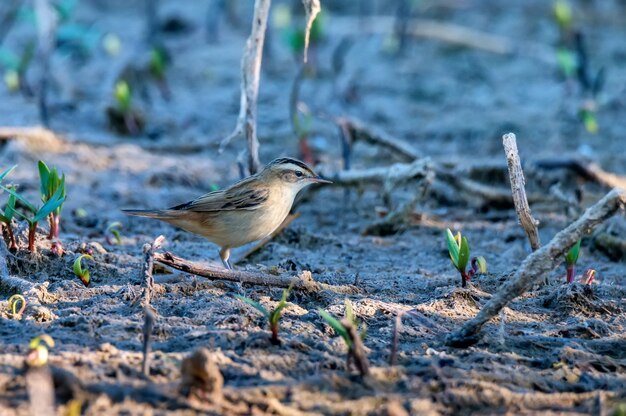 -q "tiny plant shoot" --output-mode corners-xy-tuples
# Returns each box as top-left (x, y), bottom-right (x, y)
(38, 161), (66, 255)
(26, 335), (55, 368)
(106, 221), (123, 245)
(445, 229), (487, 288)
(0, 185), (66, 252)
(565, 239), (581, 283)
(73, 254), (93, 287)
(582, 269), (596, 285)
(235, 283), (293, 345)
(0, 187), (18, 251)
(319, 299), (369, 377)
(8, 294), (26, 319)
